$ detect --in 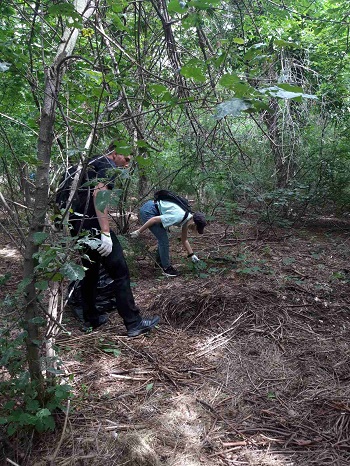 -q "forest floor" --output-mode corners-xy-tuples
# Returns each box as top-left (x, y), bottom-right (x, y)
(1, 213), (350, 466)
